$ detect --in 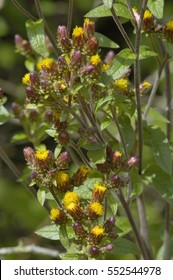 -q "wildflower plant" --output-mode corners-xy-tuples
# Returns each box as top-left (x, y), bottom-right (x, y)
(1, 0), (173, 260)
